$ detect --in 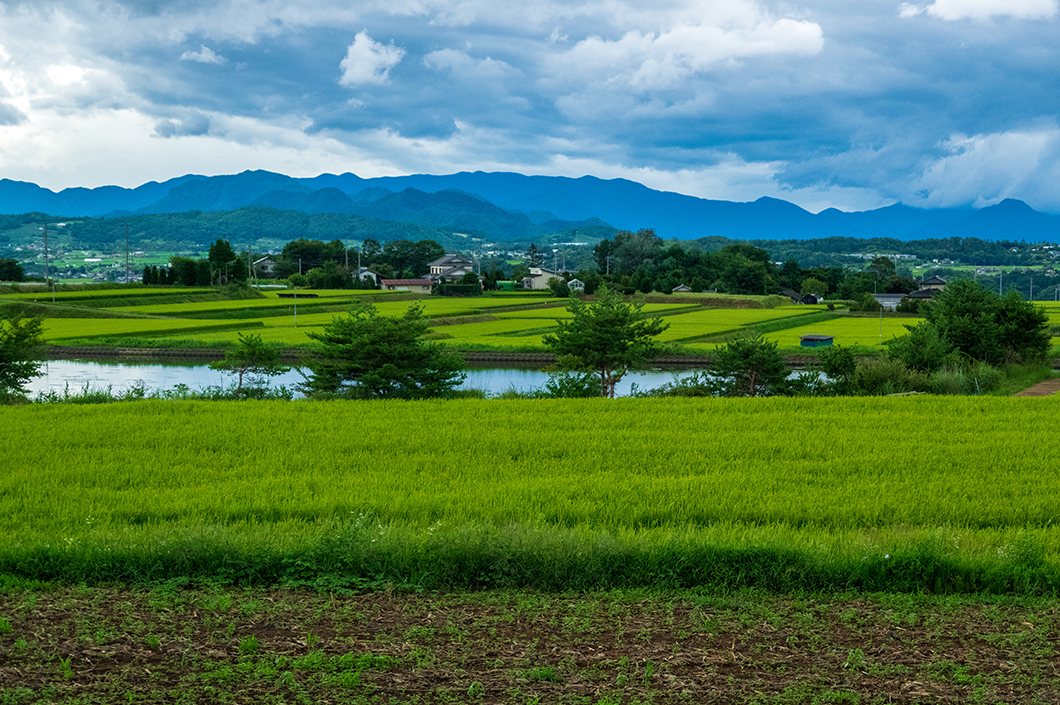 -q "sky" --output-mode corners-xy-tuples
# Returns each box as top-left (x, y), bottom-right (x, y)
(0, 0), (1058, 213)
